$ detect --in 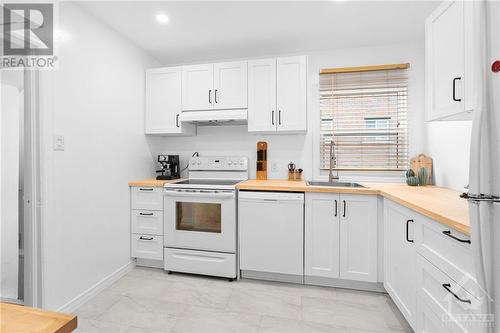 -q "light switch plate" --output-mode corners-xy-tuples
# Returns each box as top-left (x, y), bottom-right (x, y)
(53, 134), (65, 151)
